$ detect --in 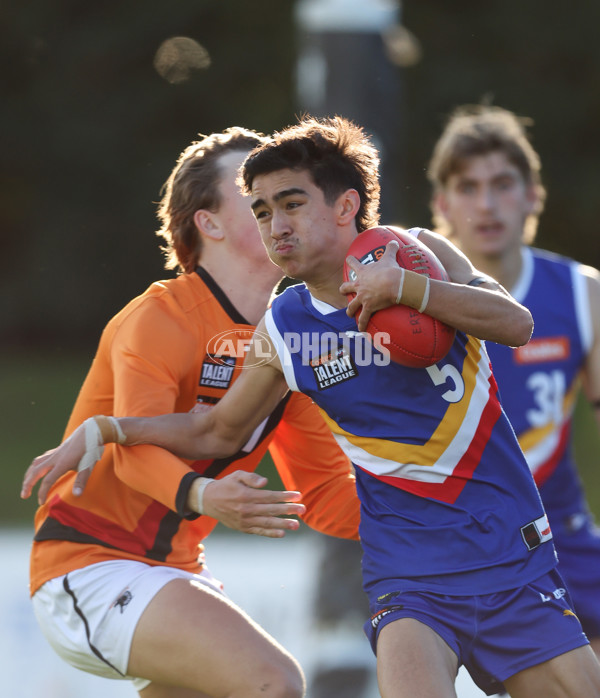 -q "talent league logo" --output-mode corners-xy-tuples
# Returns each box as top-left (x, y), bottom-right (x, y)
(199, 354), (237, 389)
(310, 346), (358, 390)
